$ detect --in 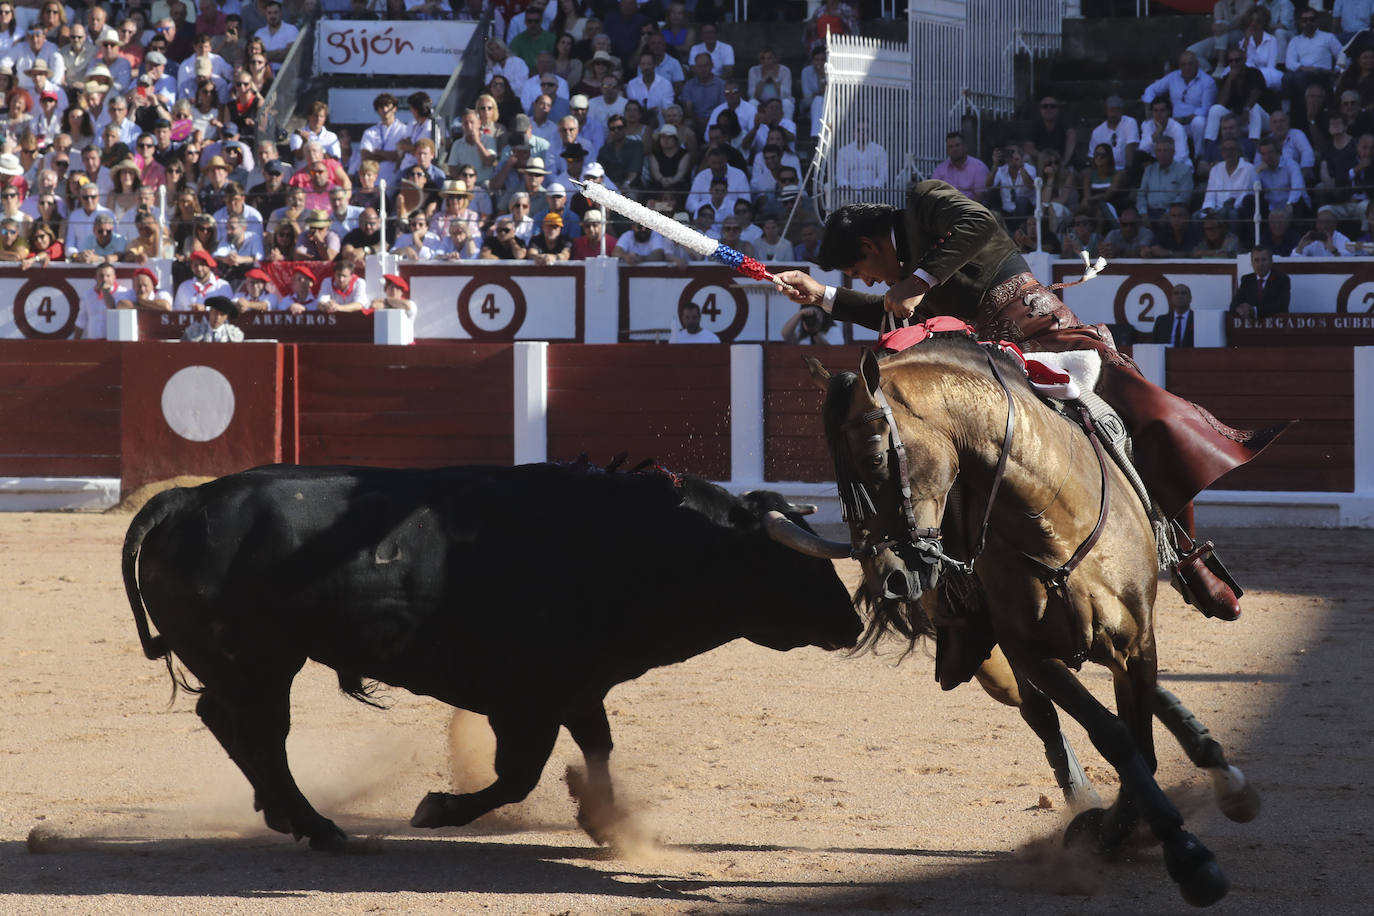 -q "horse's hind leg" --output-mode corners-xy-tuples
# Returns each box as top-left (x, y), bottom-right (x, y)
(1153, 686), (1261, 823)
(1012, 653), (1229, 907)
